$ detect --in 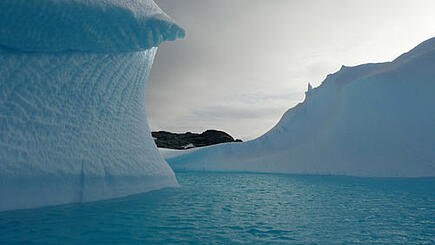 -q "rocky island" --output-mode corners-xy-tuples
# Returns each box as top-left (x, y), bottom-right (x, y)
(152, 130), (242, 149)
